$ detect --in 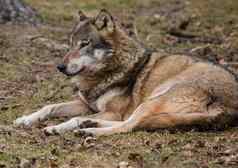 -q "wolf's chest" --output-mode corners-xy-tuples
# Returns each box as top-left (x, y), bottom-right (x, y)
(95, 87), (126, 111)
